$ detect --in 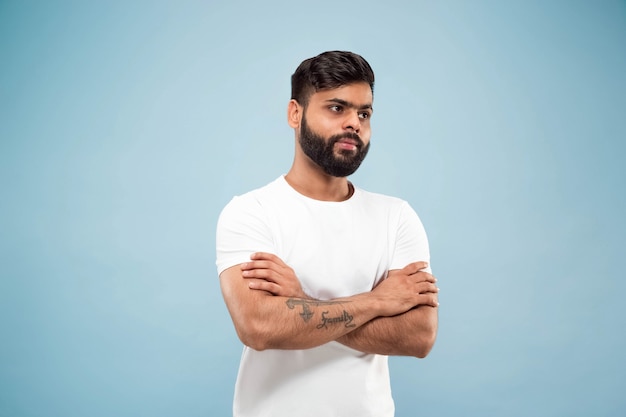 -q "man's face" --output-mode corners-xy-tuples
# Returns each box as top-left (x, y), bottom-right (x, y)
(298, 82), (373, 177)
